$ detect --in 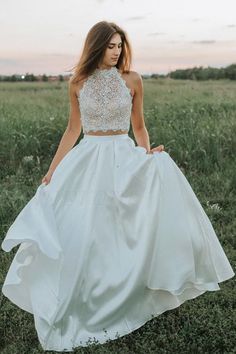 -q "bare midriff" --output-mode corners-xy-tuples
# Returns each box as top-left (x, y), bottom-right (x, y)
(85, 129), (128, 136)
